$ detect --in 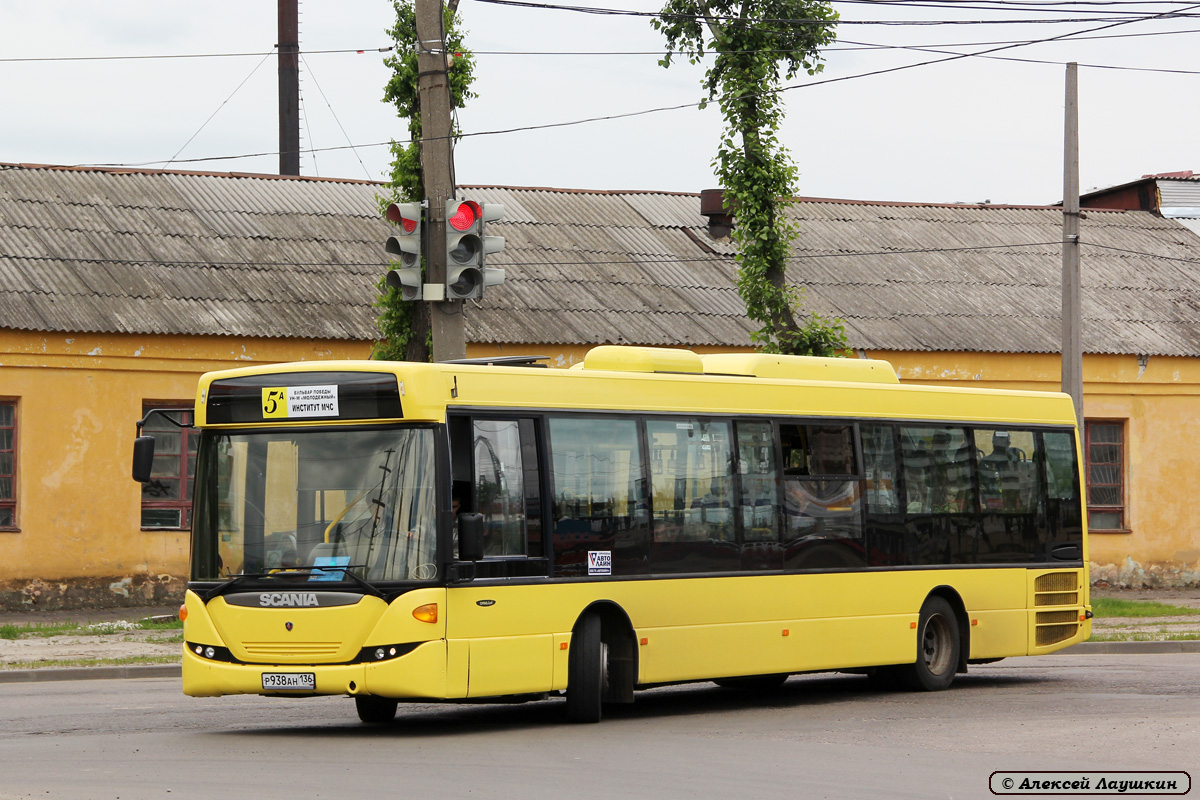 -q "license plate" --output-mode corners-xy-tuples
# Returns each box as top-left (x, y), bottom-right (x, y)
(261, 672), (316, 691)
